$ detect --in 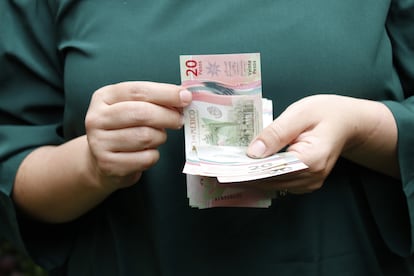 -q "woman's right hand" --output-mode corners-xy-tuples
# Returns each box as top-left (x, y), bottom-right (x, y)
(13, 81), (192, 222)
(85, 81), (192, 191)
